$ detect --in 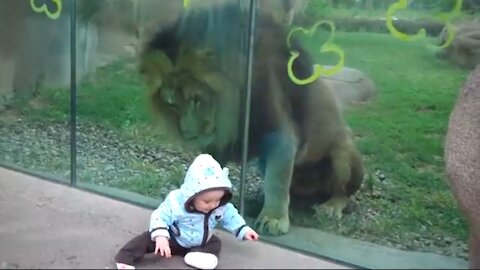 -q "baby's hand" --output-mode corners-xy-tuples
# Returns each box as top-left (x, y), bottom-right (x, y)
(154, 236), (172, 258)
(243, 228), (259, 241)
